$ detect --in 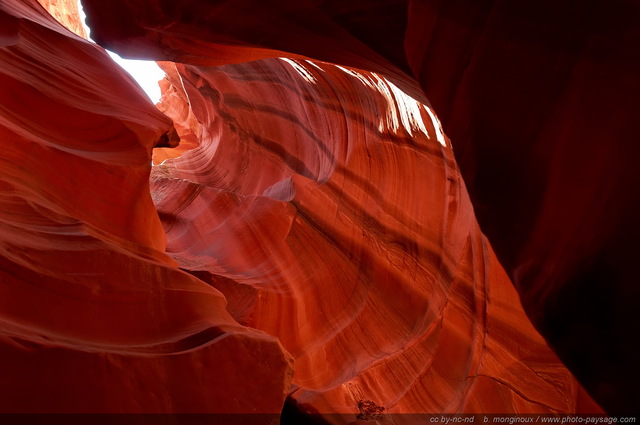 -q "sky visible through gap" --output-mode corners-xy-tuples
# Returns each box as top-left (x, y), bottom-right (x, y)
(76, 0), (164, 103)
